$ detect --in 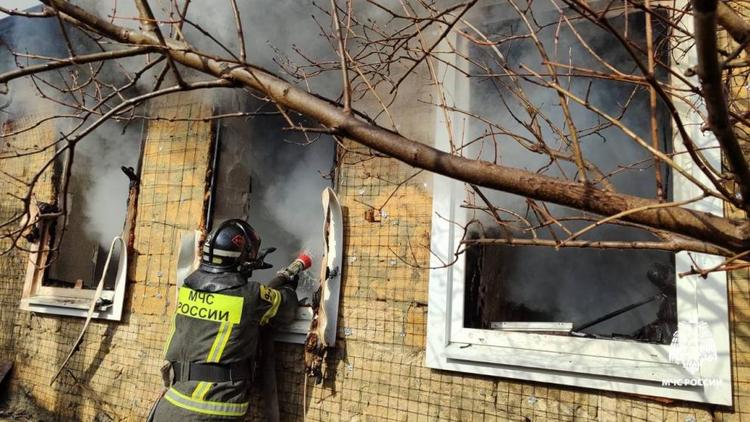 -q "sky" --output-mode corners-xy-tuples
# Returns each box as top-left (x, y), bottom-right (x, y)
(1, 0), (40, 19)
